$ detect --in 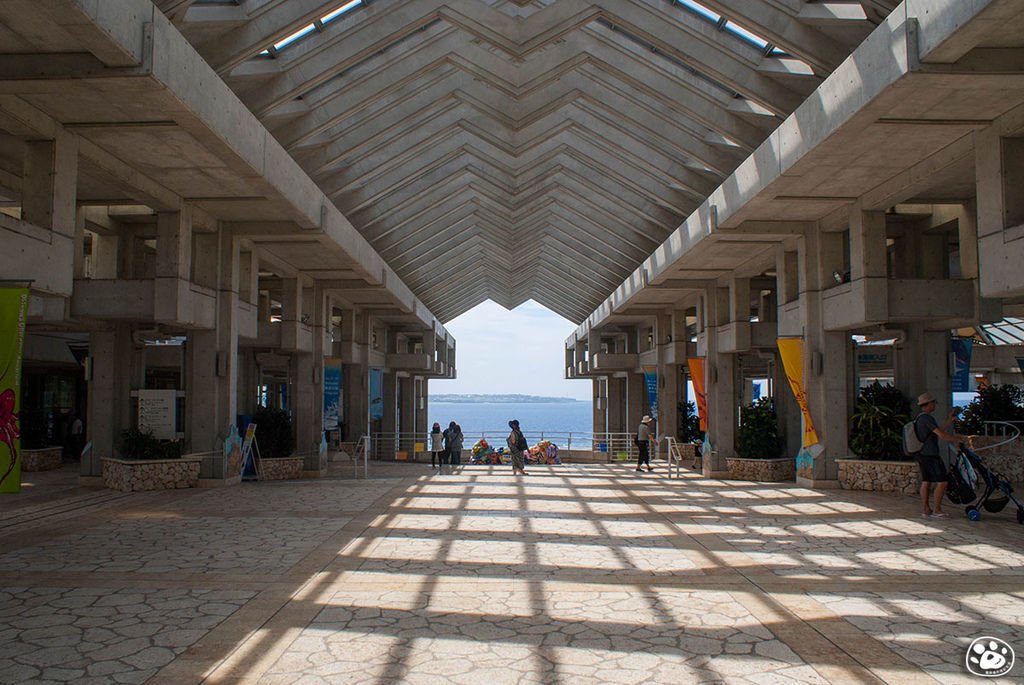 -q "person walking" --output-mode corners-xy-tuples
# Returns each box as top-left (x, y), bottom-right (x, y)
(914, 392), (962, 519)
(429, 422), (443, 470)
(507, 419), (529, 475)
(636, 415), (654, 473)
